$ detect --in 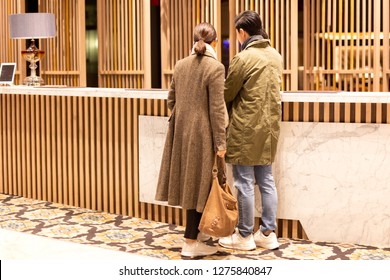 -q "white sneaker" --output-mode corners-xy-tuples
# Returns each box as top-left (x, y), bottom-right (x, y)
(254, 230), (279, 250)
(197, 232), (211, 242)
(218, 228), (256, 251)
(181, 241), (218, 257)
